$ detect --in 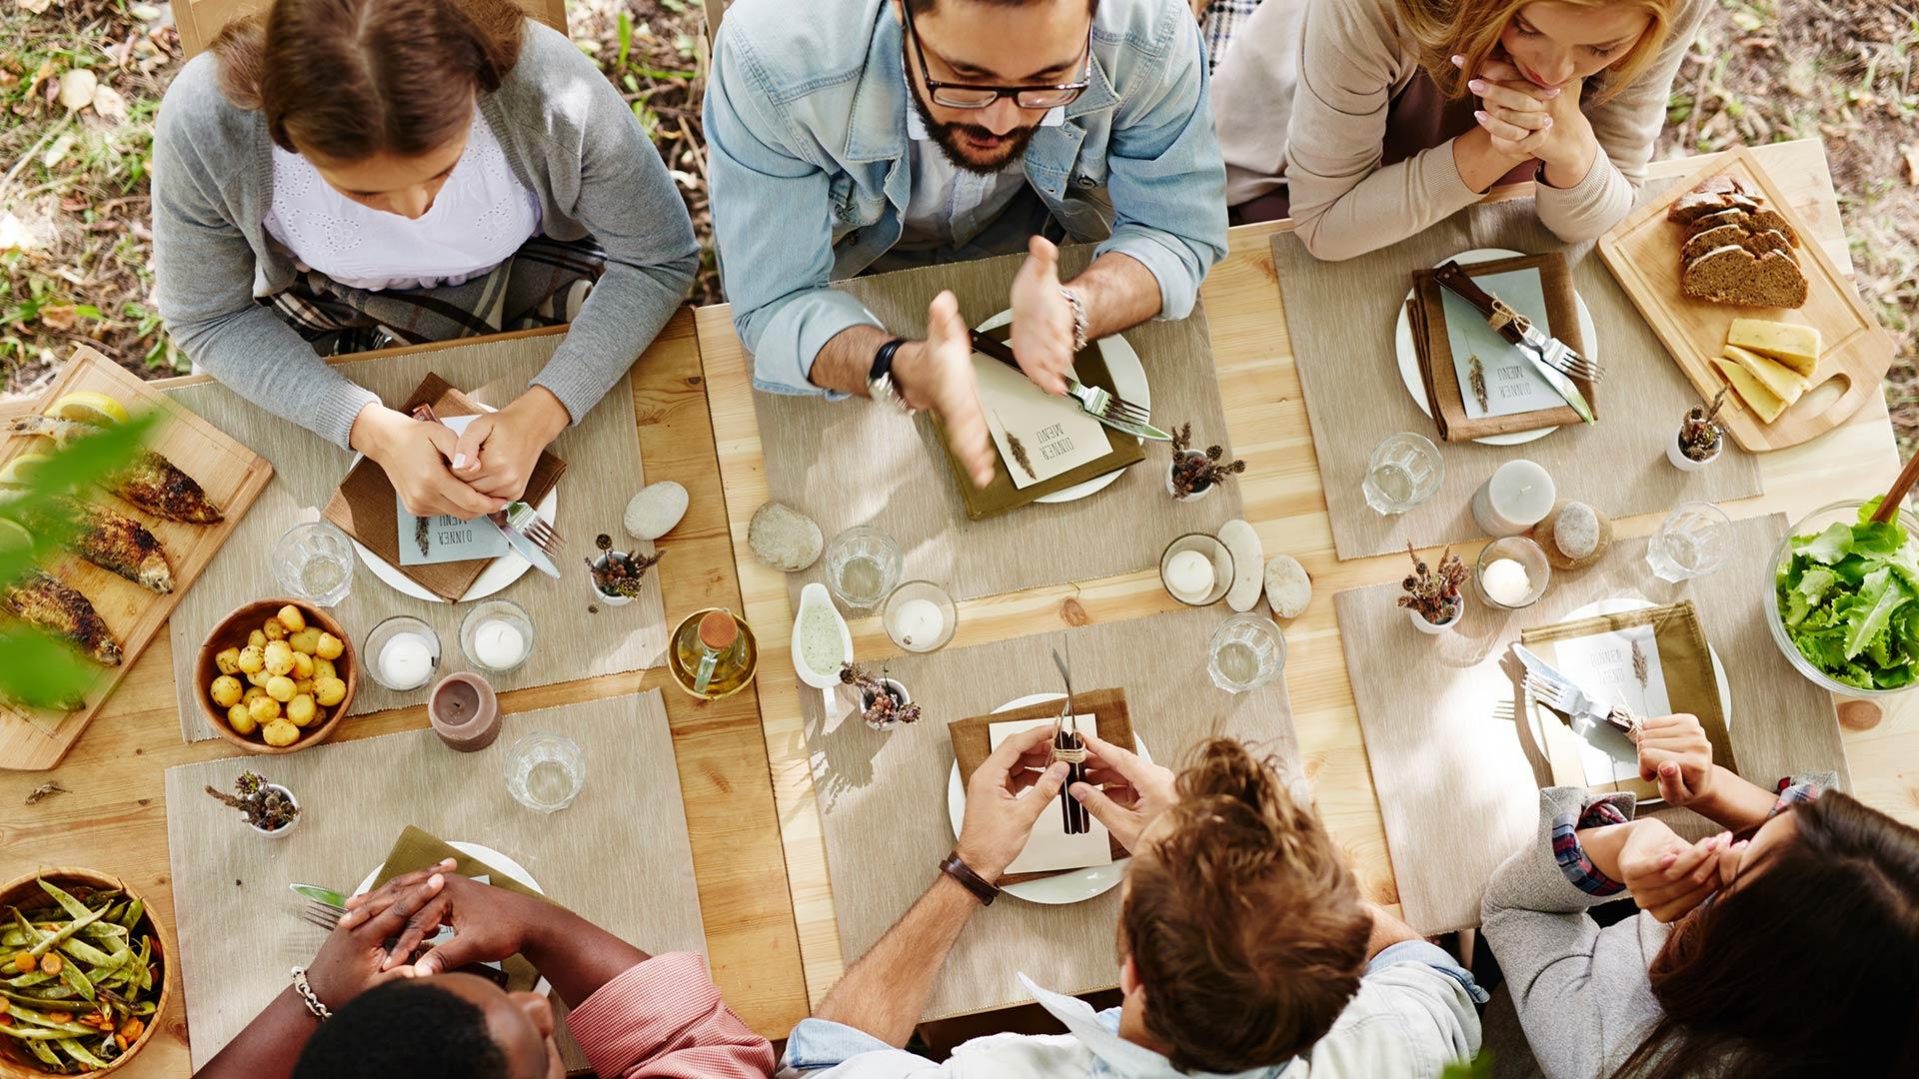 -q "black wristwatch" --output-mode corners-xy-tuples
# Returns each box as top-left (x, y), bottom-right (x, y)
(867, 337), (913, 413)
